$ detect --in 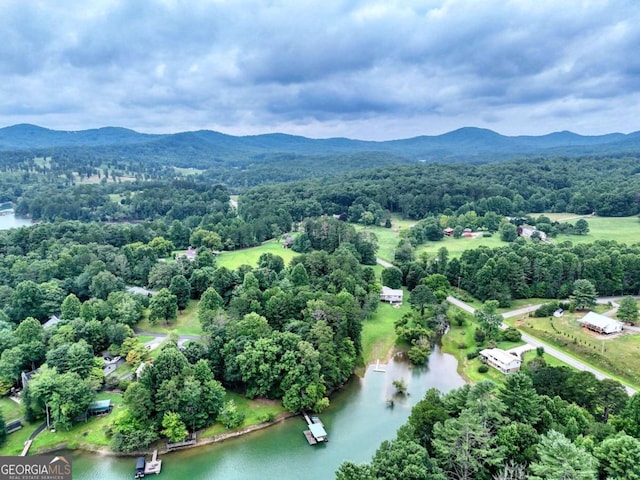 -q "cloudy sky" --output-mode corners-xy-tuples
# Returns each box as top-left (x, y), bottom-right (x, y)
(1, 0), (638, 140)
